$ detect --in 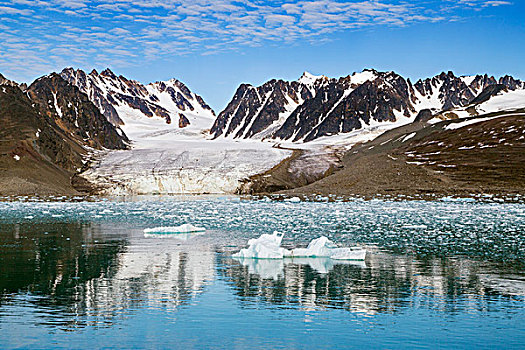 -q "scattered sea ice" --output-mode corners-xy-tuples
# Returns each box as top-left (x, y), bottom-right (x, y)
(330, 247), (367, 261)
